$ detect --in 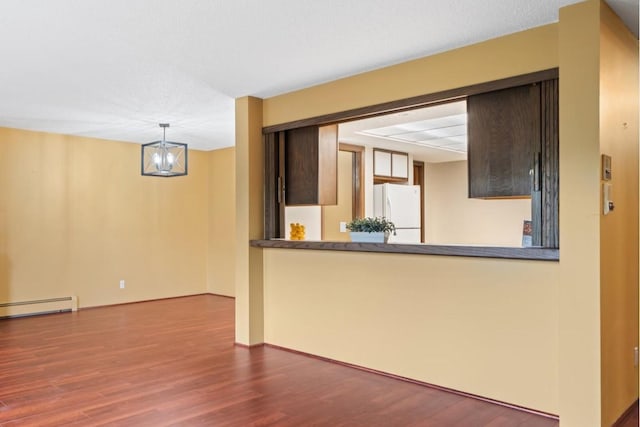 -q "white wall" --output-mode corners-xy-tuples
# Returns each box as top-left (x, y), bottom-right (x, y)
(284, 206), (322, 240)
